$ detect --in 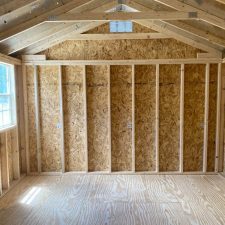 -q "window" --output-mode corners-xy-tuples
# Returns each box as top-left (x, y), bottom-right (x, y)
(0, 63), (16, 130)
(110, 21), (133, 32)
